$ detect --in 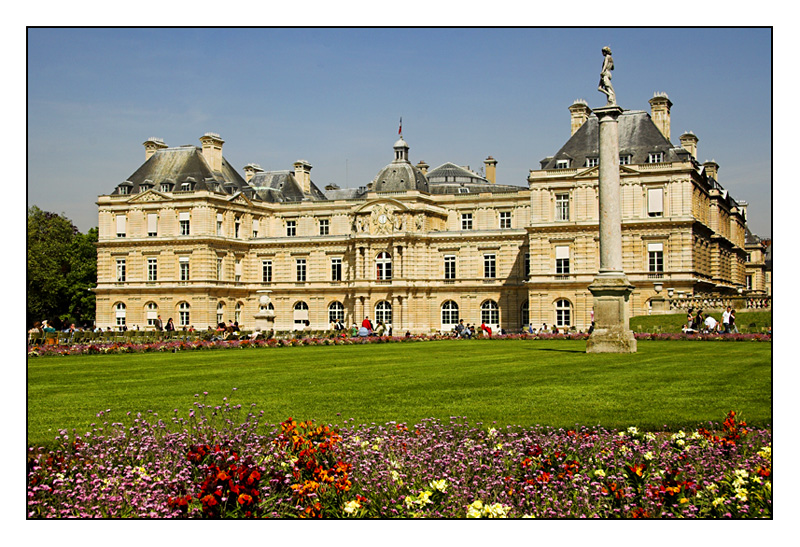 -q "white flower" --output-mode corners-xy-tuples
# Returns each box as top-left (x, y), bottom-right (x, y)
(494, 443), (503, 451)
(675, 439), (685, 447)
(429, 479), (448, 493)
(343, 499), (361, 514)
(627, 426), (639, 435)
(758, 445), (772, 460)
(487, 427), (498, 438)
(484, 503), (511, 518)
(466, 501), (483, 518)
(734, 488), (748, 503)
(643, 451), (654, 461)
